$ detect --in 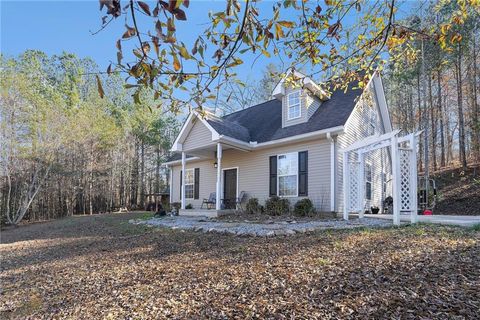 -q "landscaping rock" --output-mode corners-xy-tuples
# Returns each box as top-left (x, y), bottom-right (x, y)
(136, 215), (394, 237)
